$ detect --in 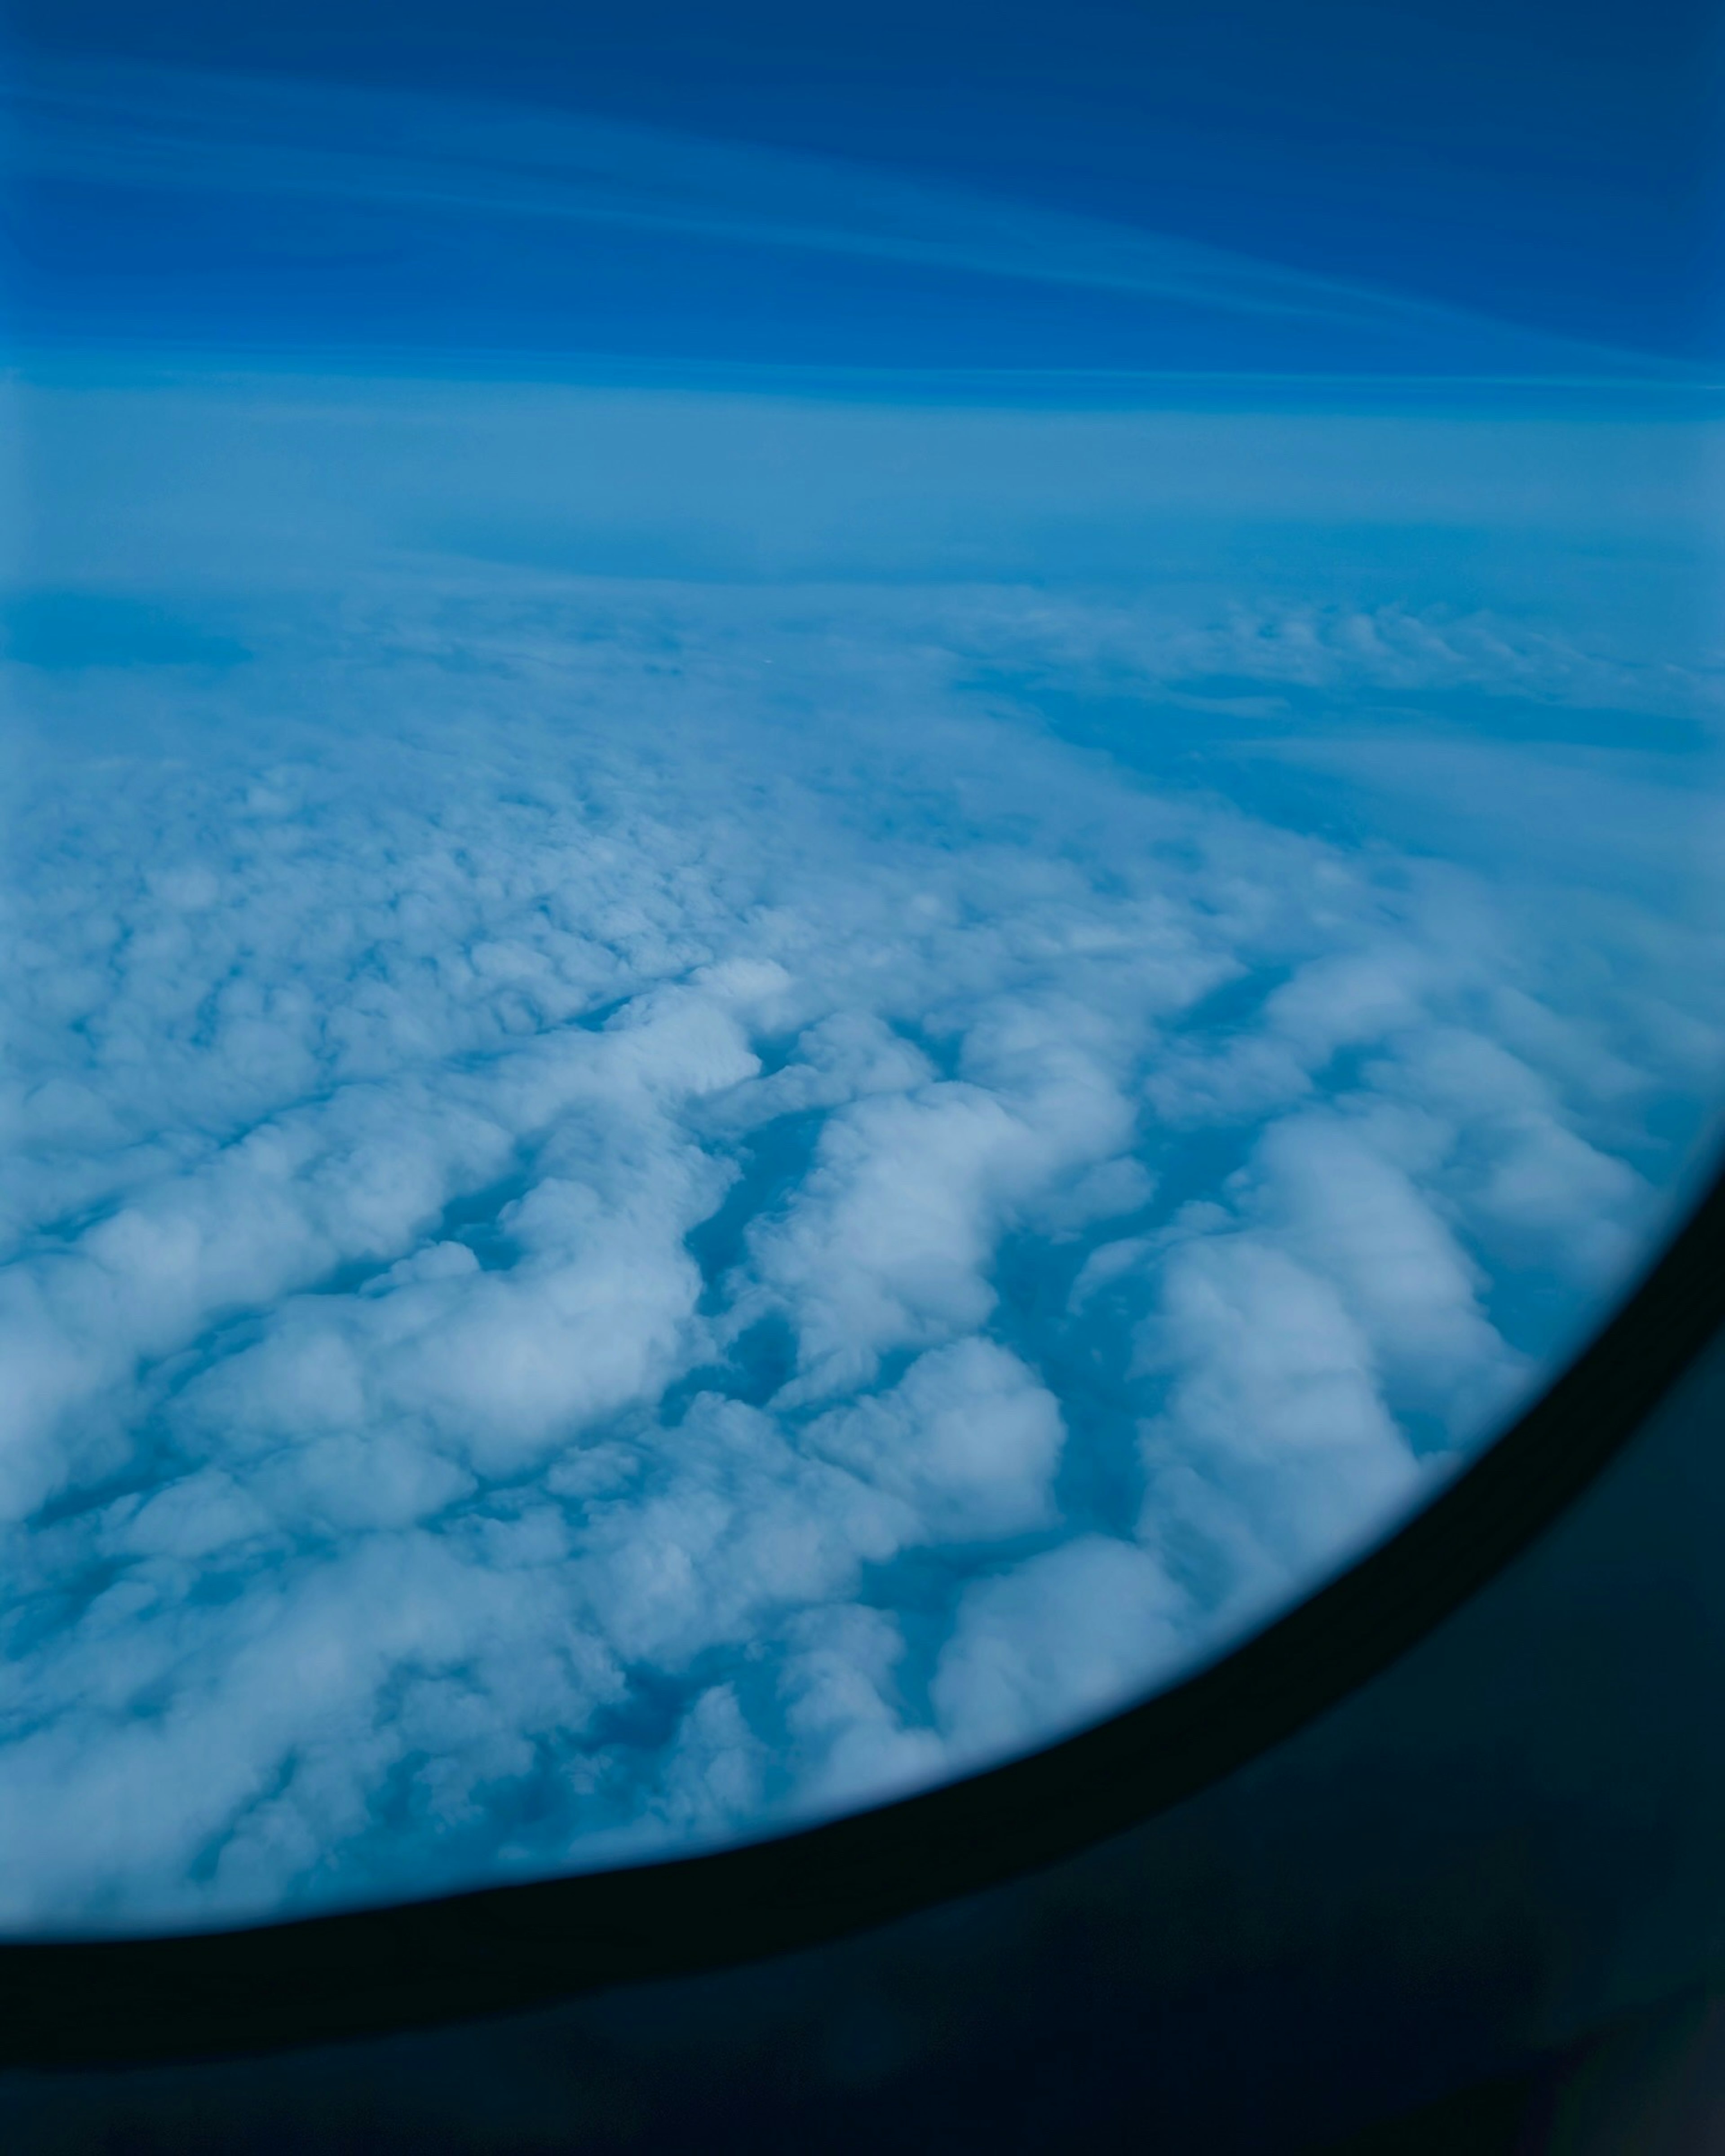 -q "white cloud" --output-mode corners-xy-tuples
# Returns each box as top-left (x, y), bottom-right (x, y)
(804, 1339), (1066, 1543)
(0, 559), (1717, 1931)
(931, 1537), (1189, 1767)
(1134, 1235), (1421, 1595)
(777, 1605), (948, 1818)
